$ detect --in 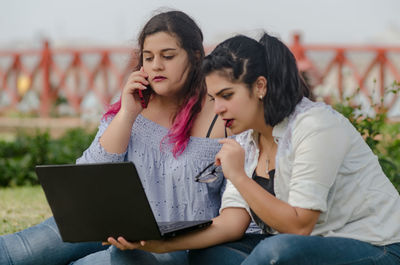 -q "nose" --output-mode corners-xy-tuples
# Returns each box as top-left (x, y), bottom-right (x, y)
(151, 56), (164, 71)
(213, 99), (226, 115)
